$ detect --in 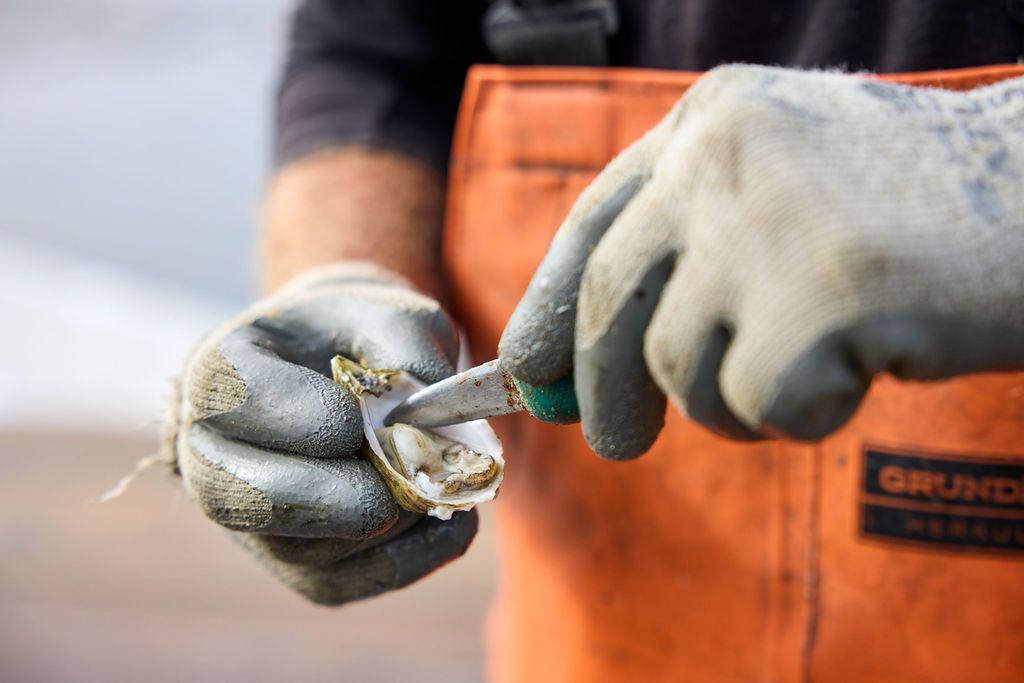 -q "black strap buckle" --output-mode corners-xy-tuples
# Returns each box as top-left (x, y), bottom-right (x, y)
(483, 0), (619, 66)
